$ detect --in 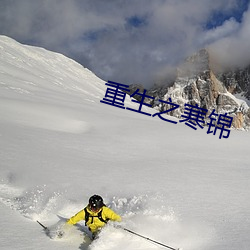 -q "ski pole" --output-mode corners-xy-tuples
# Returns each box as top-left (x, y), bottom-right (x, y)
(37, 220), (48, 231)
(122, 227), (180, 250)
